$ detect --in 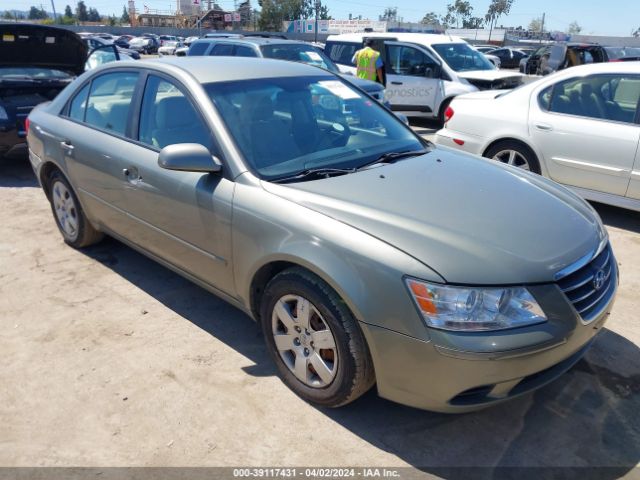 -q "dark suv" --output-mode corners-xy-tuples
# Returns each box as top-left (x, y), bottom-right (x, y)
(187, 37), (387, 104)
(522, 43), (608, 75)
